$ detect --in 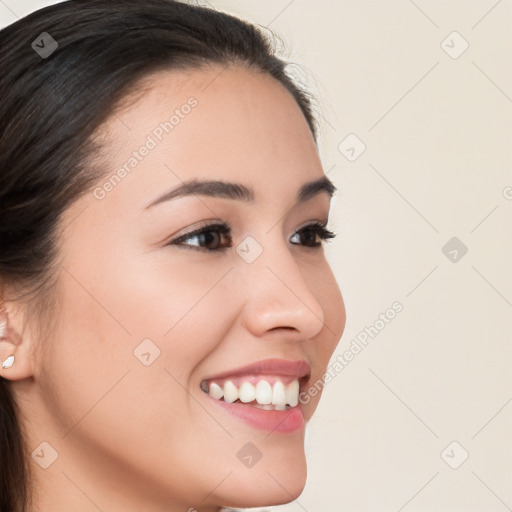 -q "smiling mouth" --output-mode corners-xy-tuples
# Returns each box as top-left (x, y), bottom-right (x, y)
(200, 375), (306, 411)
(199, 359), (312, 433)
